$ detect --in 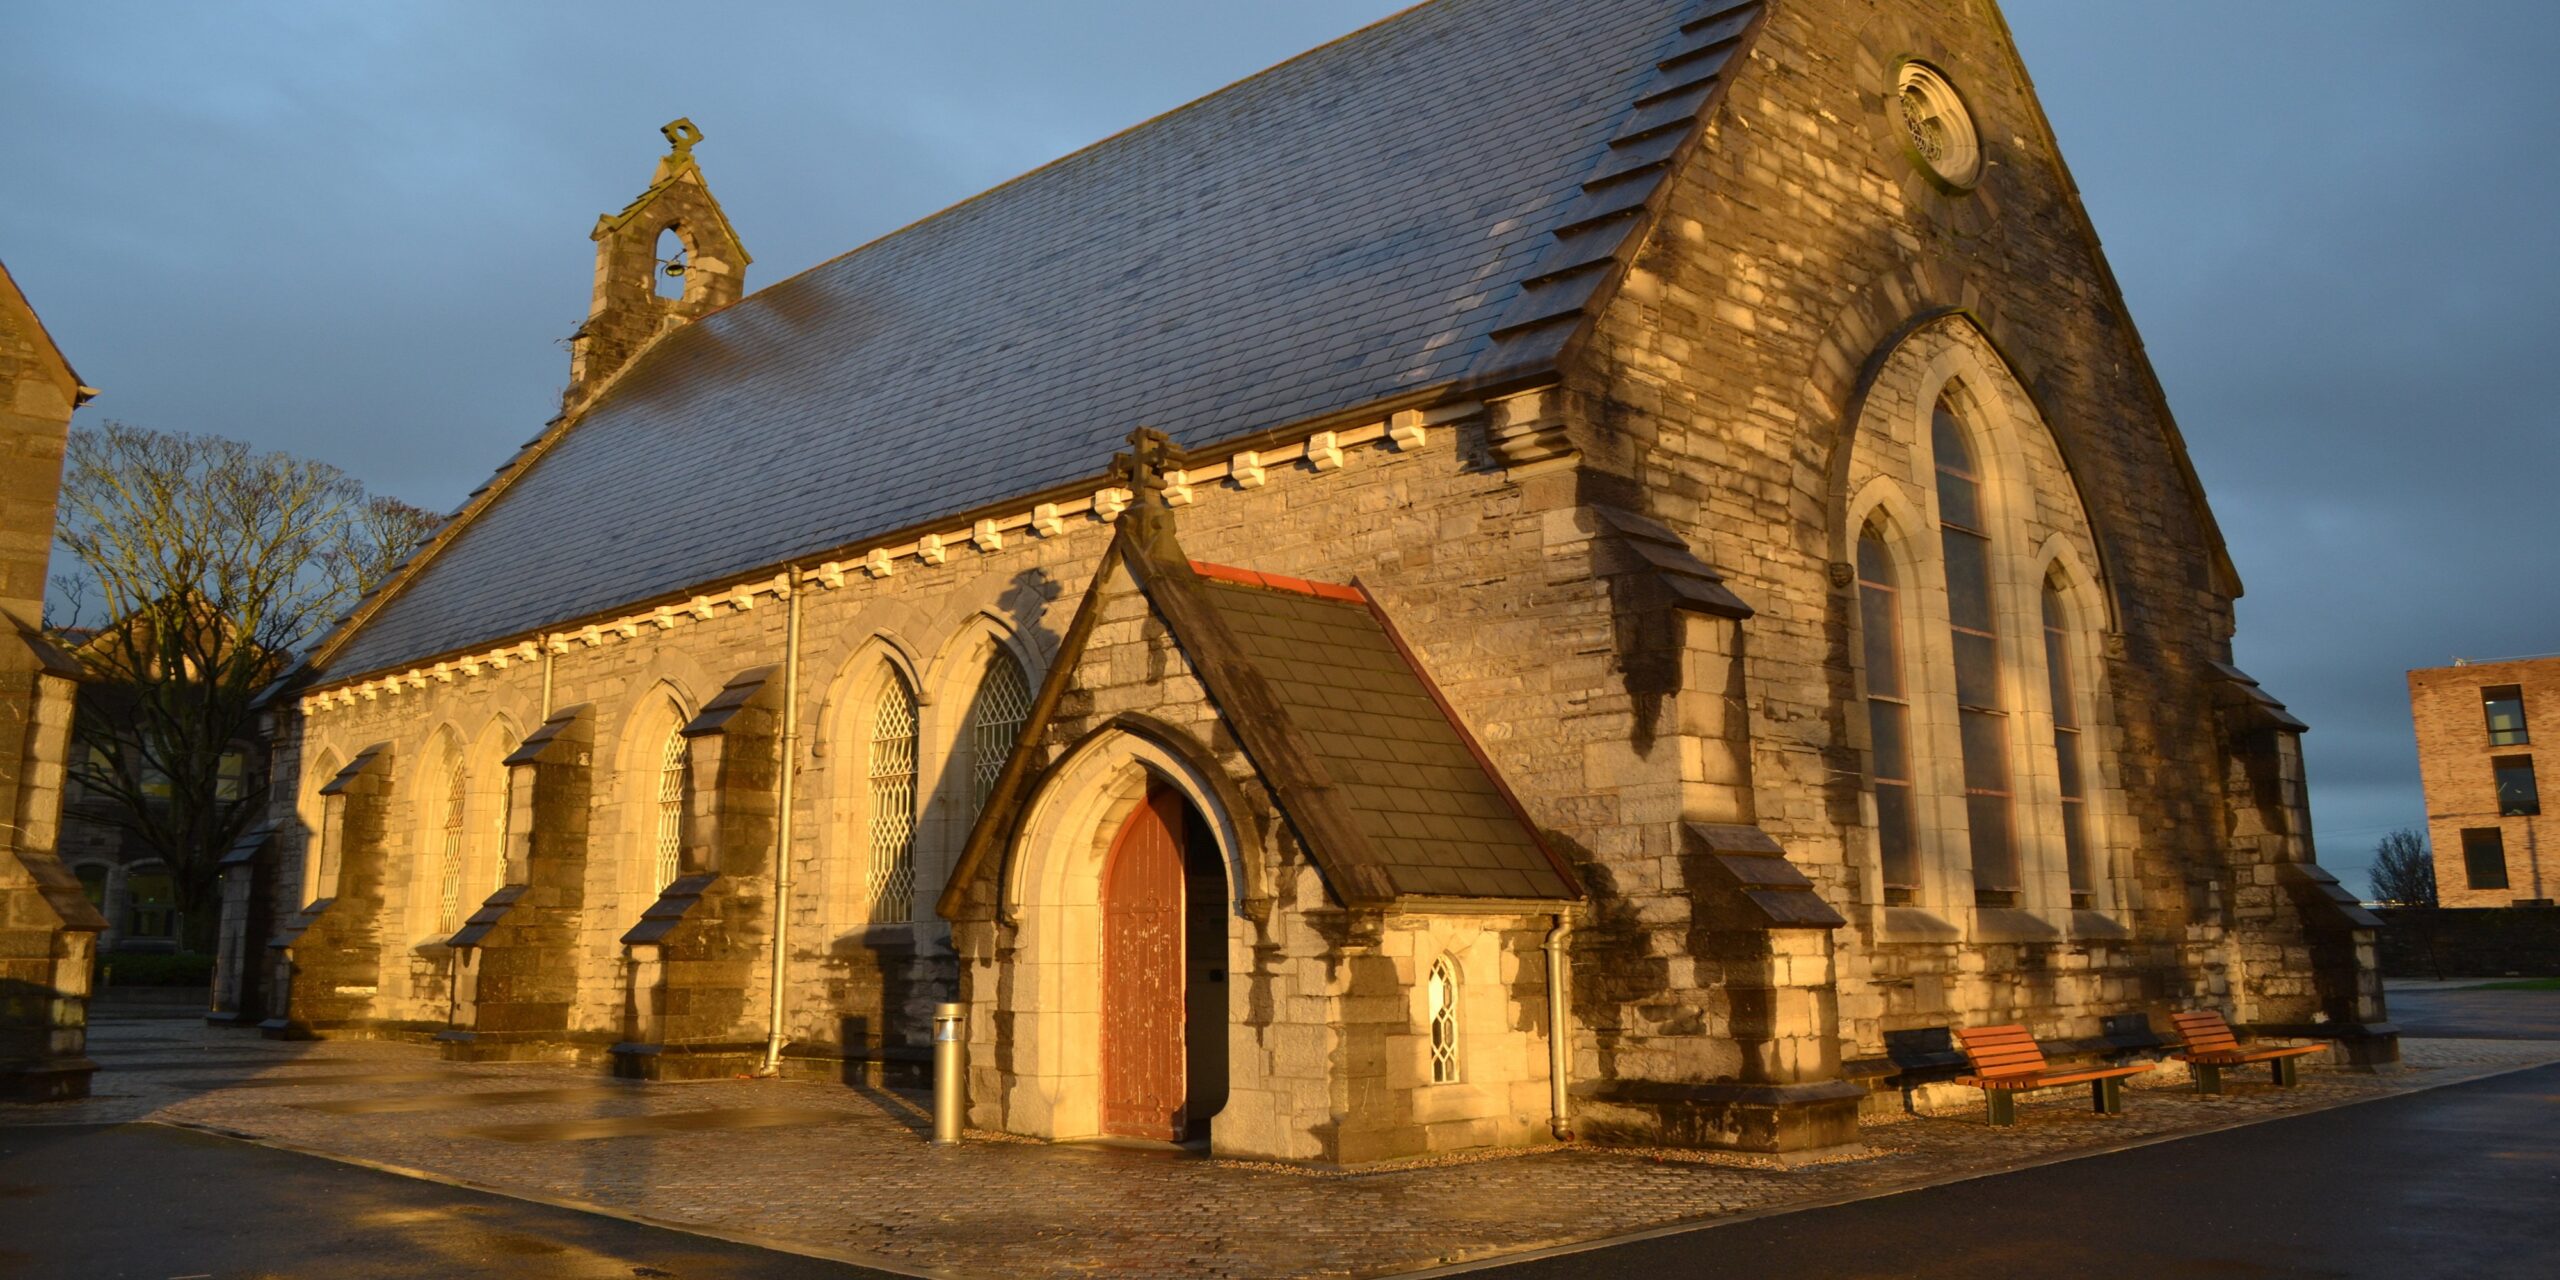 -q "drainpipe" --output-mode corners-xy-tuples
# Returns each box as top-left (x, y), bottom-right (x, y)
(539, 638), (555, 719)
(759, 568), (806, 1076)
(1545, 912), (1573, 1139)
